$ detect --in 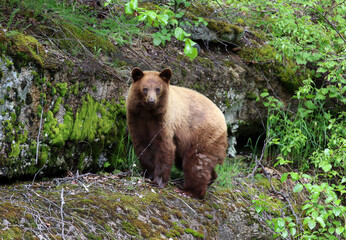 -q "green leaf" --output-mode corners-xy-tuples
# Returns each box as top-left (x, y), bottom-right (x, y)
(277, 218), (285, 228)
(104, 0), (111, 7)
(290, 227), (297, 236)
(260, 92), (269, 97)
(305, 100), (316, 110)
(336, 226), (344, 235)
(317, 67), (328, 73)
(147, 11), (157, 22)
(303, 217), (311, 225)
(157, 14), (169, 25)
(308, 219), (316, 229)
(184, 38), (198, 60)
(316, 217), (325, 228)
(125, 0), (138, 14)
(174, 27), (185, 41)
(255, 205), (262, 213)
(293, 183), (303, 193)
(125, 2), (133, 14)
(328, 227), (335, 234)
(325, 195), (334, 204)
(290, 172), (299, 181)
(281, 173), (289, 183)
(153, 37), (161, 46)
(315, 92), (325, 100)
(302, 204), (312, 210)
(342, 177), (346, 183)
(301, 174), (311, 179)
(282, 230), (288, 238)
(333, 207), (341, 216)
(296, 56), (307, 65)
